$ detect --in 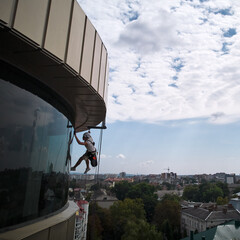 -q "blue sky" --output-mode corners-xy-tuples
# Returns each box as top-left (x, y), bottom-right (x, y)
(72, 0), (240, 175)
